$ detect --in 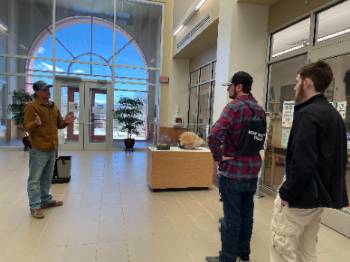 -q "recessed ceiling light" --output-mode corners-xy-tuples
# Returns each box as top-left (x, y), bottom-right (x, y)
(195, 0), (207, 11)
(0, 20), (8, 32)
(173, 24), (184, 36)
